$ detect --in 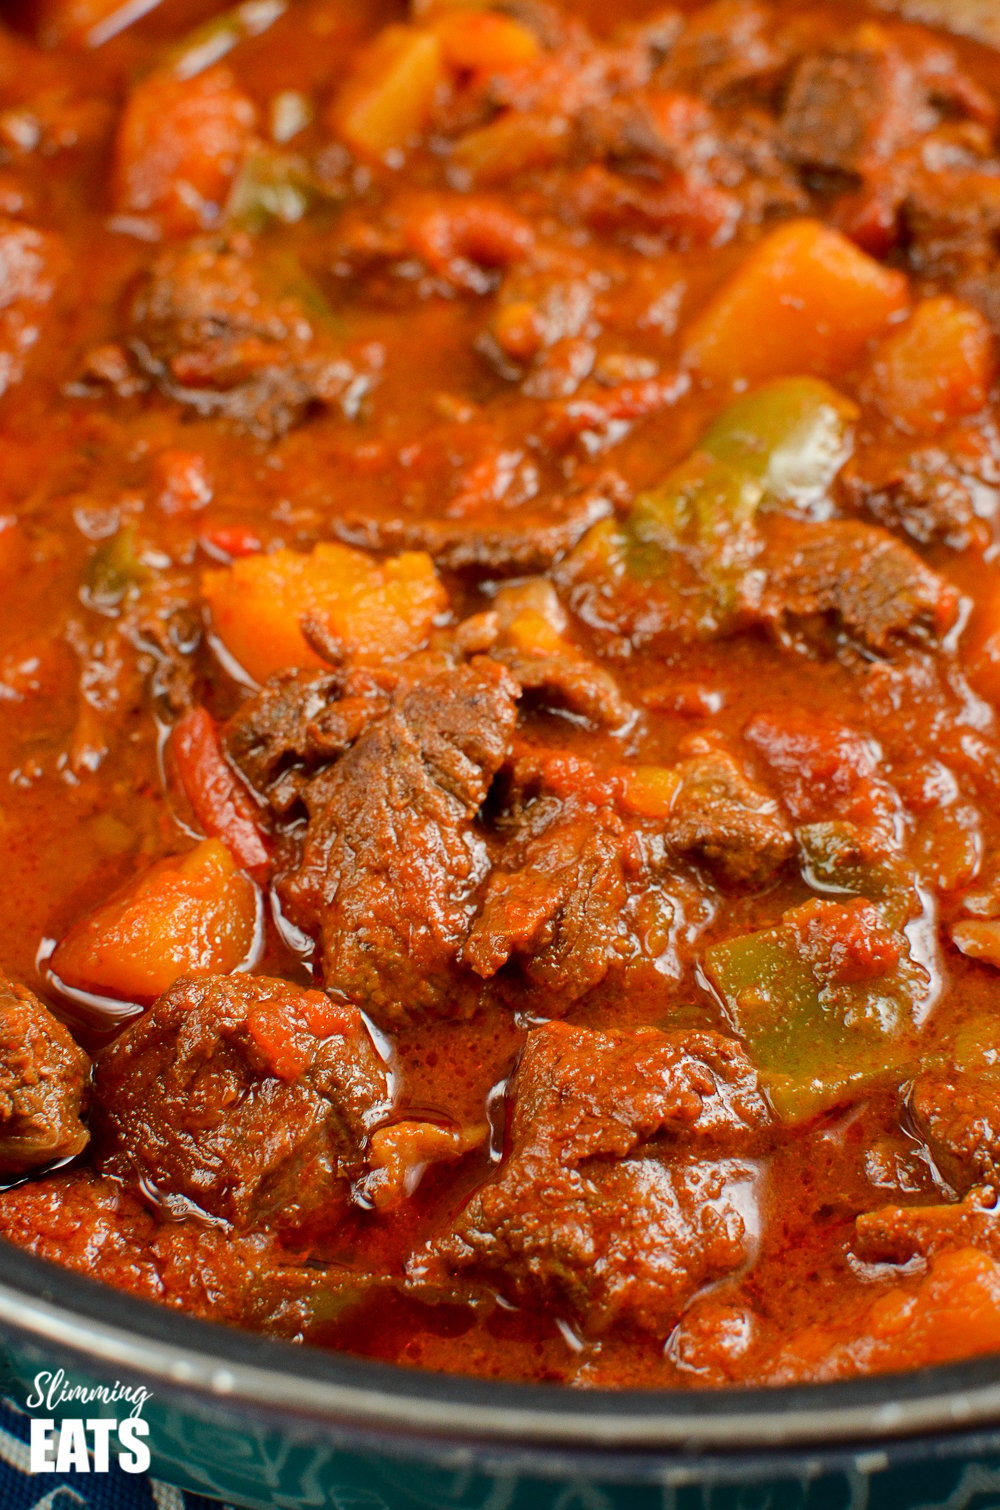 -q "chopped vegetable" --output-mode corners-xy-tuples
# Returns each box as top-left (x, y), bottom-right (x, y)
(451, 113), (569, 186)
(433, 10), (539, 71)
(698, 378), (859, 510)
(950, 1016), (1000, 1072)
(703, 897), (927, 1122)
(226, 145), (323, 231)
(571, 376), (858, 637)
(684, 219), (909, 383)
(617, 765), (682, 820)
(952, 918), (1000, 967)
(363, 1119), (486, 1210)
(626, 451), (763, 632)
(202, 542), (448, 683)
(113, 64), (256, 236)
(797, 820), (914, 928)
(50, 839), (258, 1002)
(245, 992), (354, 1080)
(168, 707), (271, 879)
(81, 525), (150, 614)
(865, 296), (996, 435)
(330, 25), (444, 161)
